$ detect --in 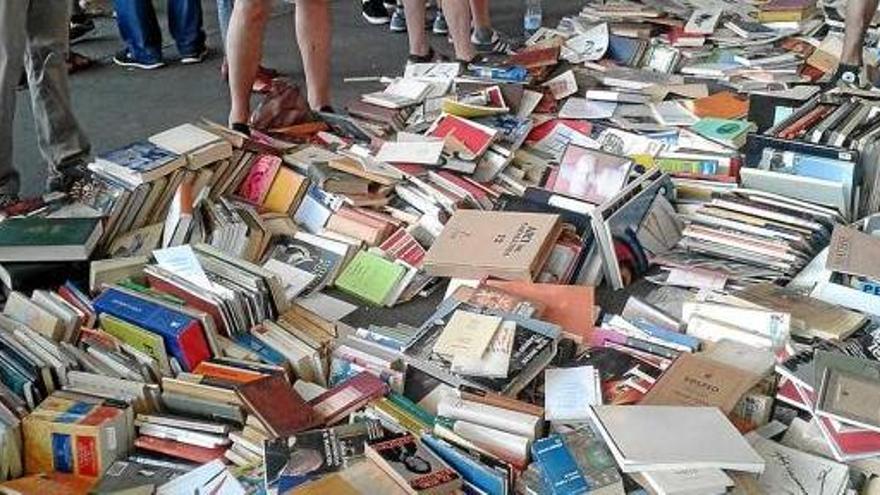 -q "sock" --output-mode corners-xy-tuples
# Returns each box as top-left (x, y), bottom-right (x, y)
(231, 122), (251, 136)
